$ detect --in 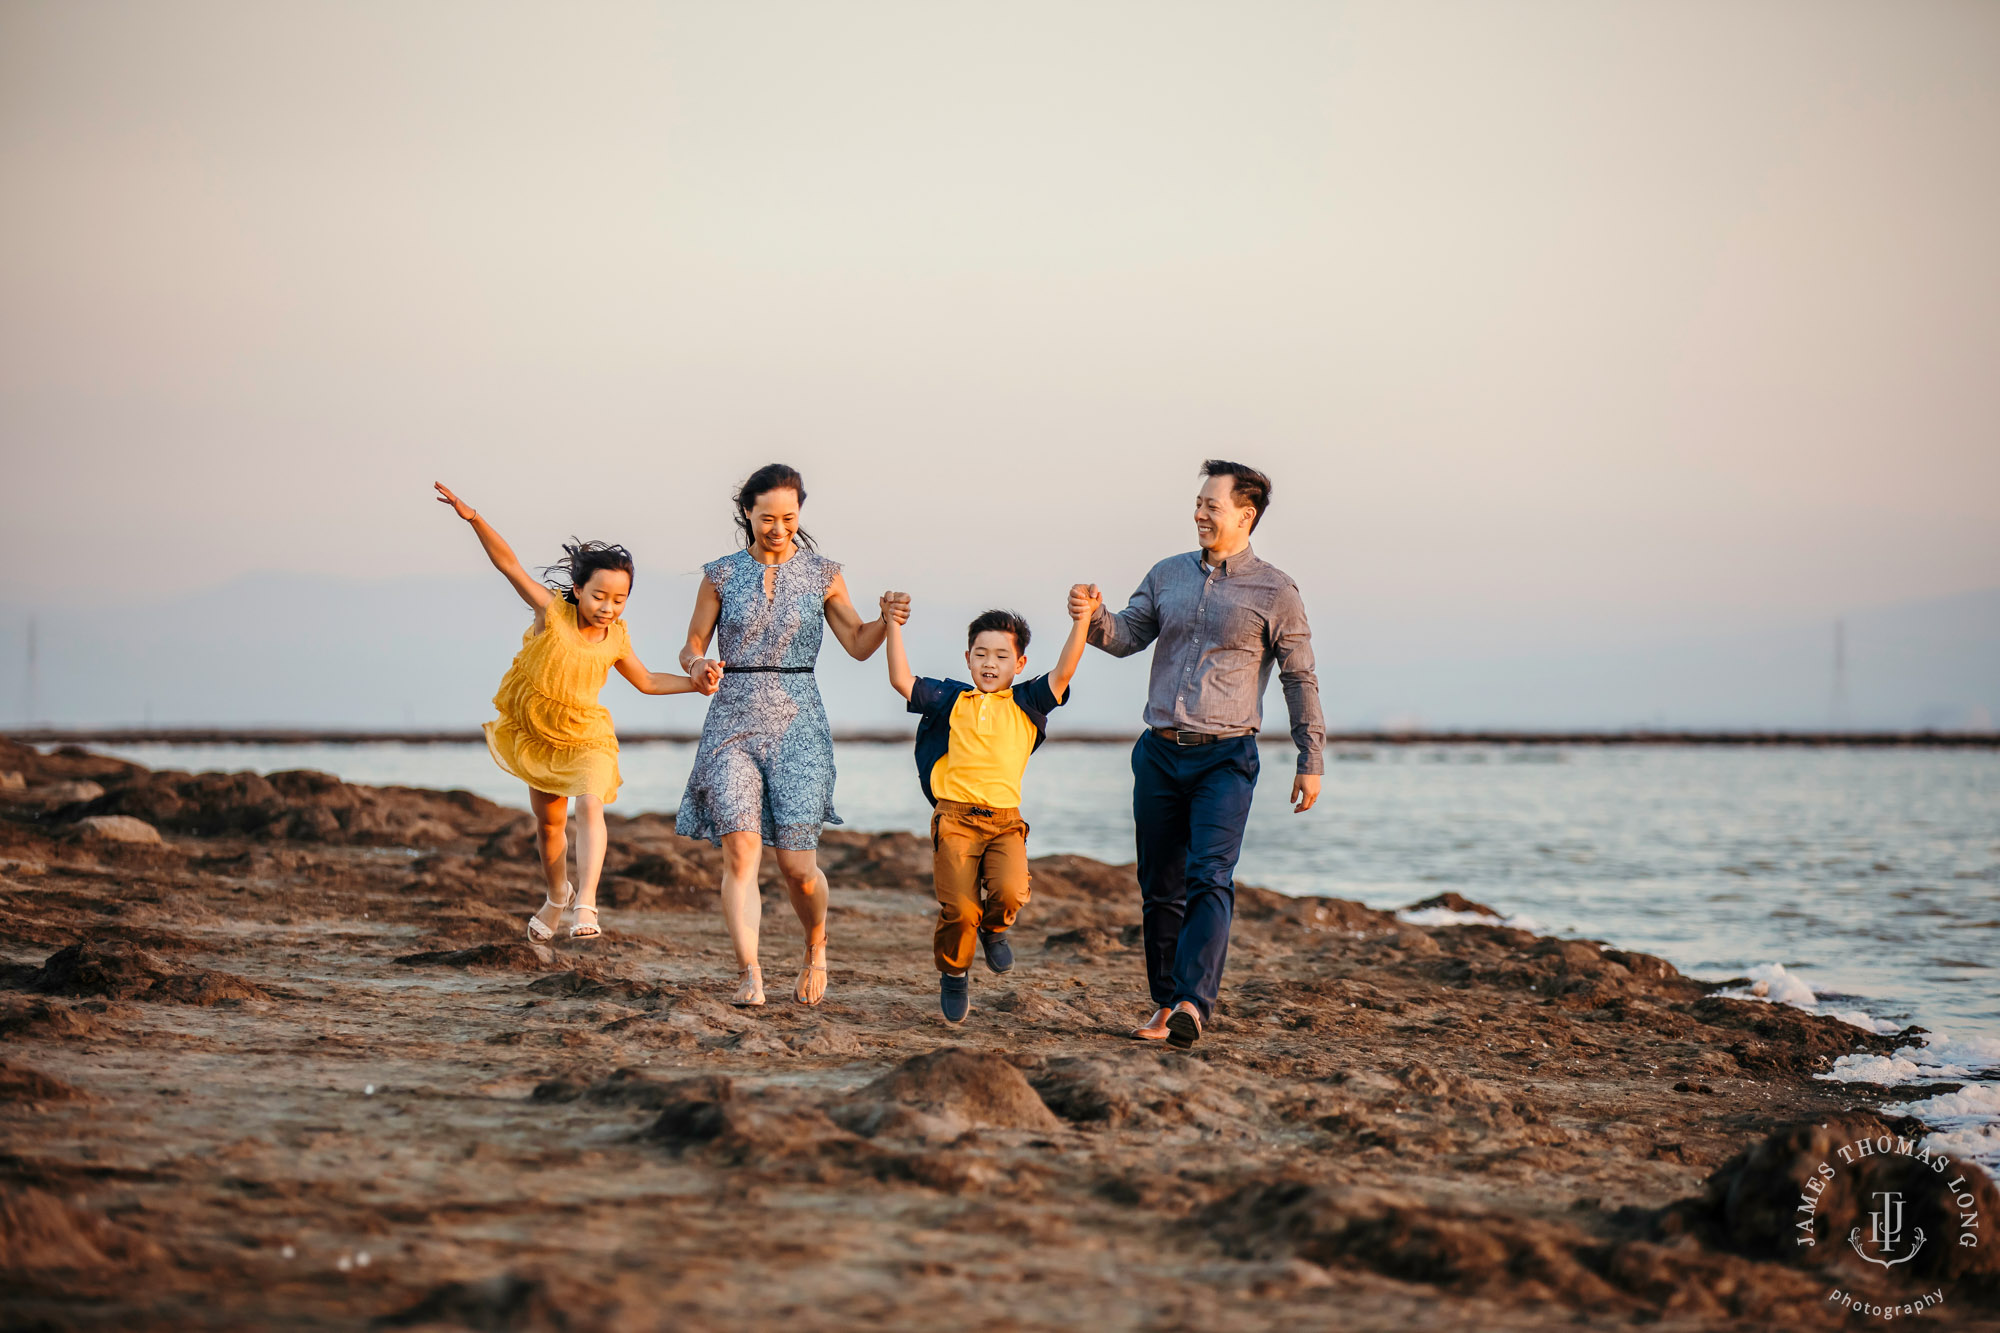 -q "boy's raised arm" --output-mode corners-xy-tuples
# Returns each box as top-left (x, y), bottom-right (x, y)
(1049, 586), (1101, 702)
(881, 591), (915, 700)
